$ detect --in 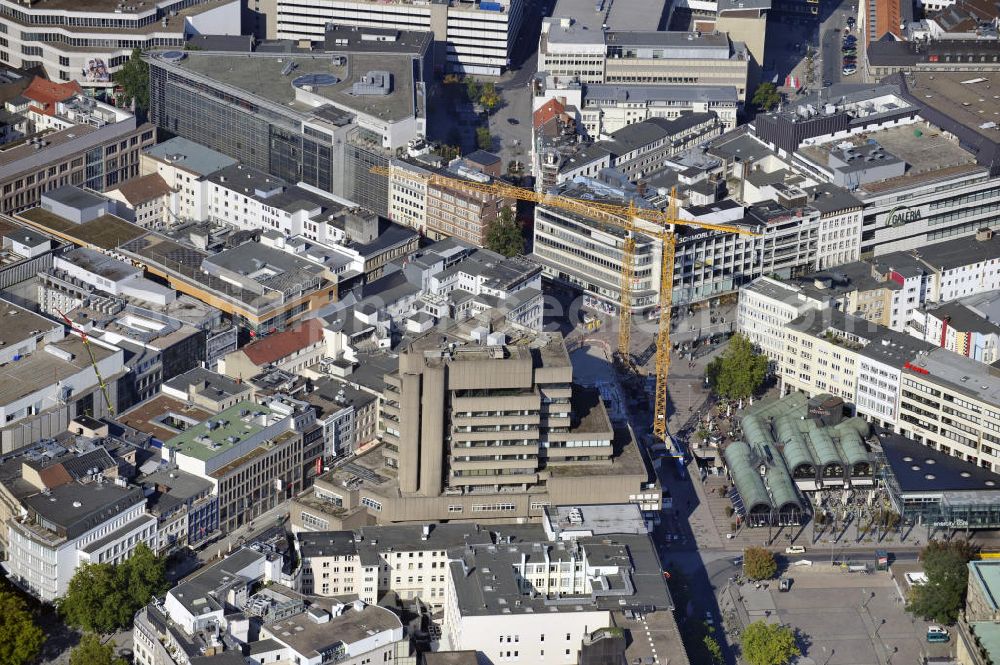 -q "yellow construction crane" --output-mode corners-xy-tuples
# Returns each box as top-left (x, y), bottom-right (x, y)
(58, 309), (115, 417)
(374, 165), (756, 443)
